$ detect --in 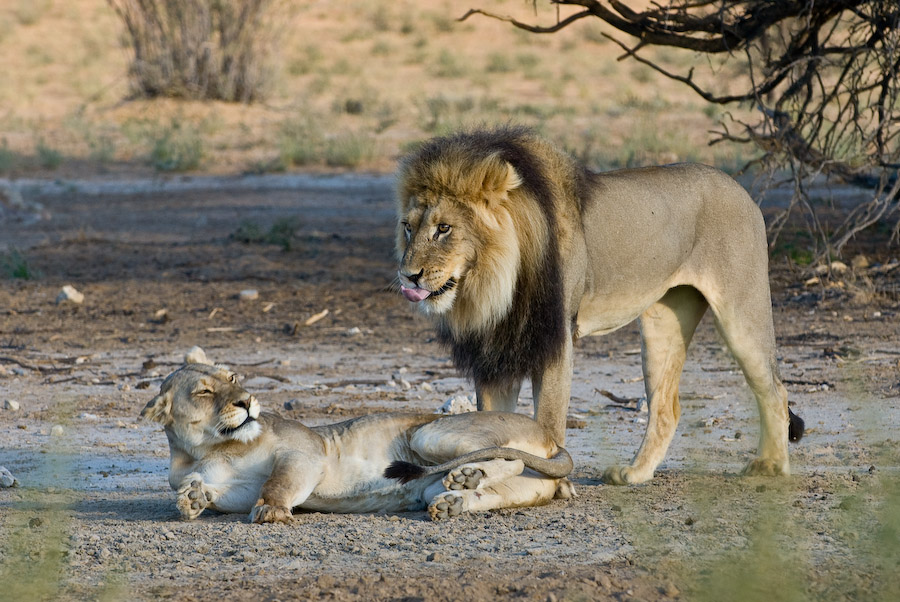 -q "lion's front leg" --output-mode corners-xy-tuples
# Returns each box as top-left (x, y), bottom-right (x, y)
(532, 333), (574, 445)
(248, 453), (319, 524)
(176, 473), (216, 520)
